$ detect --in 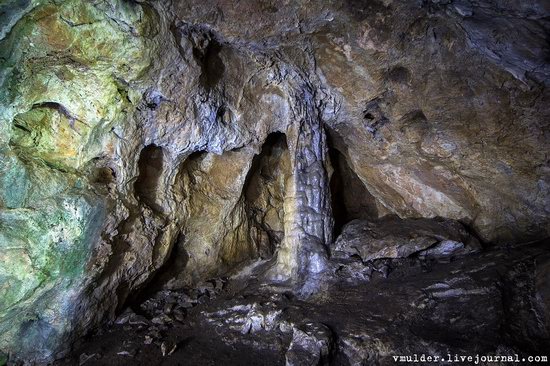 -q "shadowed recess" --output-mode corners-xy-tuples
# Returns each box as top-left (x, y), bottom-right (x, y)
(134, 144), (164, 212)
